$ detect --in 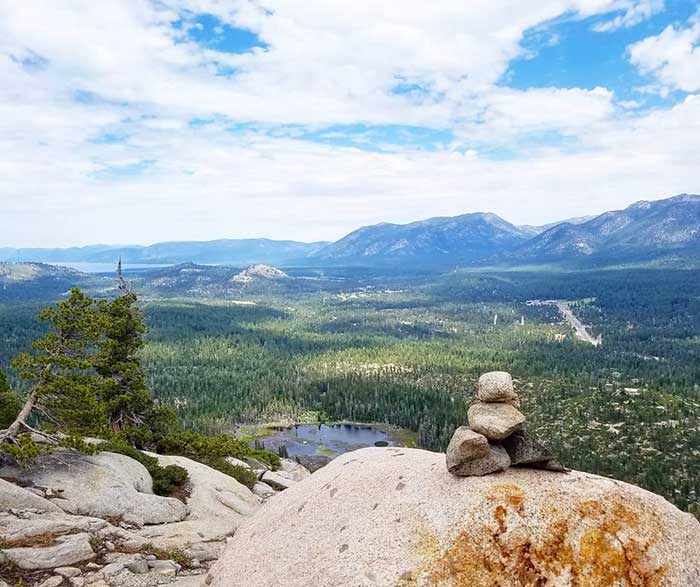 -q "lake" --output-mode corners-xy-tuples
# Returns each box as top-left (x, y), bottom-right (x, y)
(52, 262), (174, 273)
(251, 423), (401, 458)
